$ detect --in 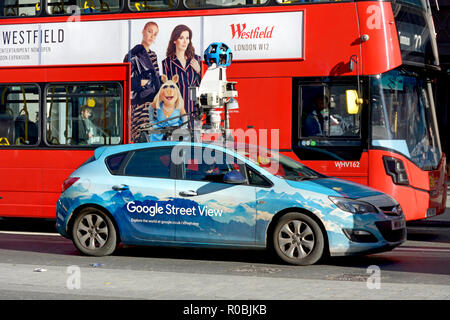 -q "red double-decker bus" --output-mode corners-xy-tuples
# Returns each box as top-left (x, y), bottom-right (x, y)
(0, 0), (446, 221)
